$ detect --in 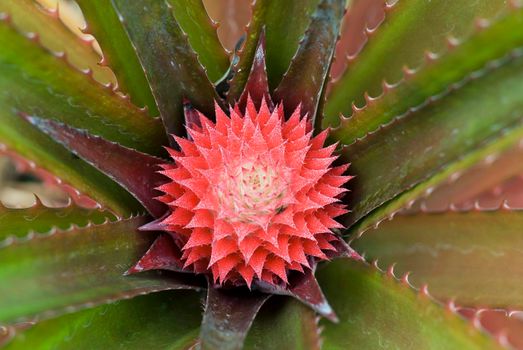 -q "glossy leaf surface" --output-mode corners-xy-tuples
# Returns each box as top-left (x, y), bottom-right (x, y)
(353, 209), (523, 308)
(227, 0), (320, 101)
(0, 201), (115, 241)
(112, 0), (221, 138)
(330, 5), (523, 144)
(0, 20), (166, 213)
(0, 217), (199, 324)
(245, 297), (321, 350)
(325, 0), (508, 122)
(167, 0), (230, 82)
(4, 291), (201, 350)
(342, 51), (523, 227)
(0, 0), (113, 85)
(76, 0), (158, 113)
(26, 118), (167, 218)
(200, 287), (269, 350)
(0, 20), (166, 154)
(273, 0), (344, 126)
(317, 260), (499, 349)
